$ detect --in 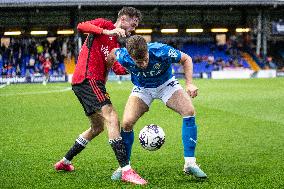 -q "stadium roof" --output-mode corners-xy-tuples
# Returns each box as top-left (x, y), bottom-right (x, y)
(0, 0), (283, 7)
